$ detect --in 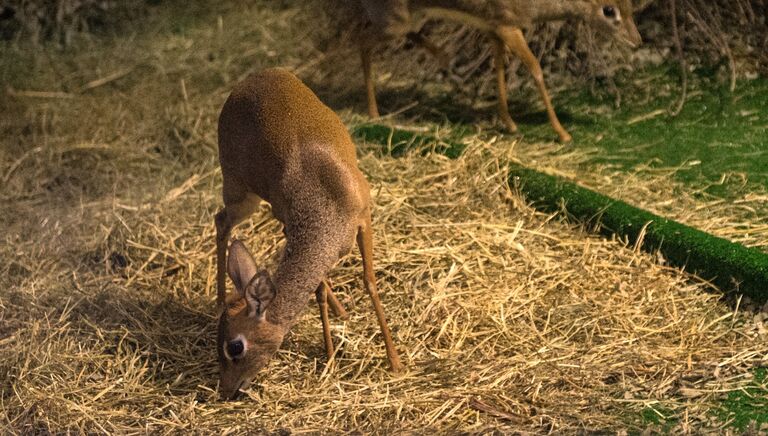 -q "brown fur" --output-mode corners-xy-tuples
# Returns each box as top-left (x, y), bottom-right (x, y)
(360, 0), (640, 39)
(215, 68), (402, 400)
